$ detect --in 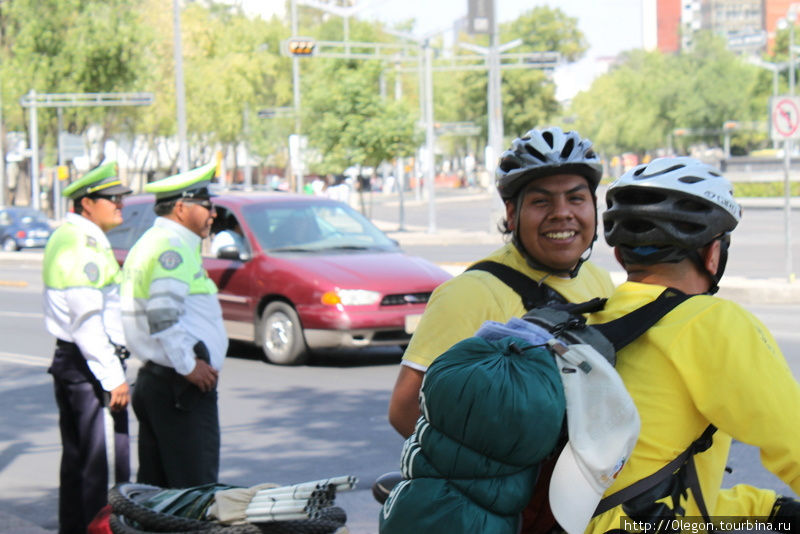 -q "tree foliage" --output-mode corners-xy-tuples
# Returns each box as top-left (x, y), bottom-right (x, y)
(571, 32), (765, 156)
